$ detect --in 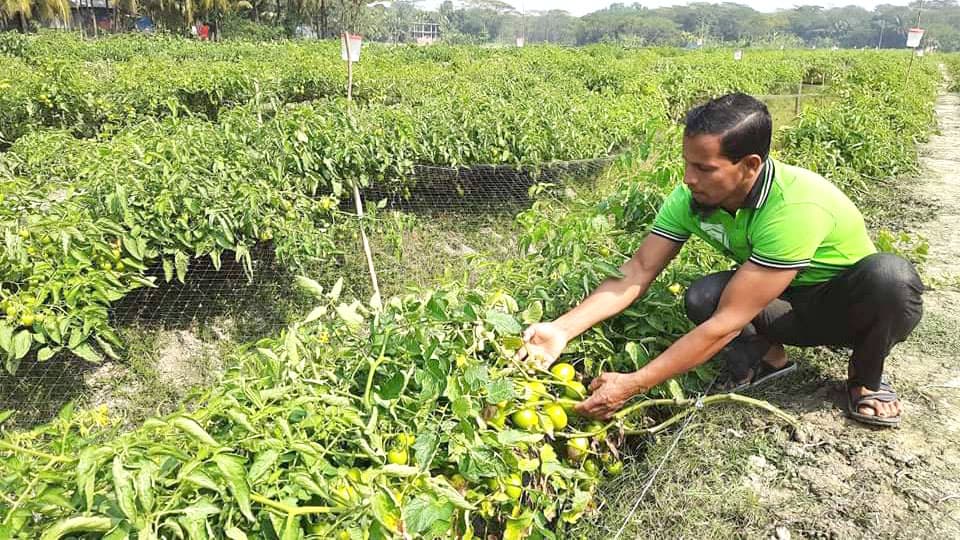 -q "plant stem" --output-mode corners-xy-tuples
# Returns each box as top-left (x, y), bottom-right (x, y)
(251, 493), (348, 516)
(623, 393), (799, 436)
(0, 440), (75, 463)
